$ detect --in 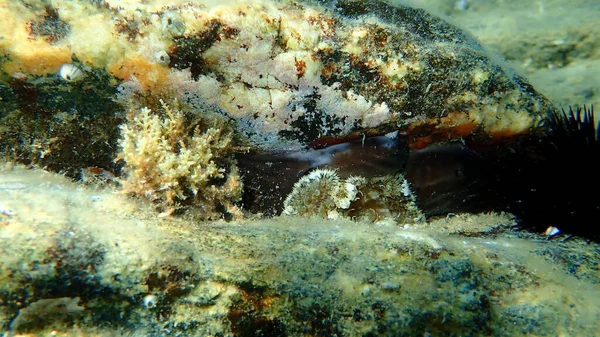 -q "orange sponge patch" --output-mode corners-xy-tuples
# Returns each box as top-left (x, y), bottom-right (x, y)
(108, 56), (170, 93)
(3, 41), (72, 76)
